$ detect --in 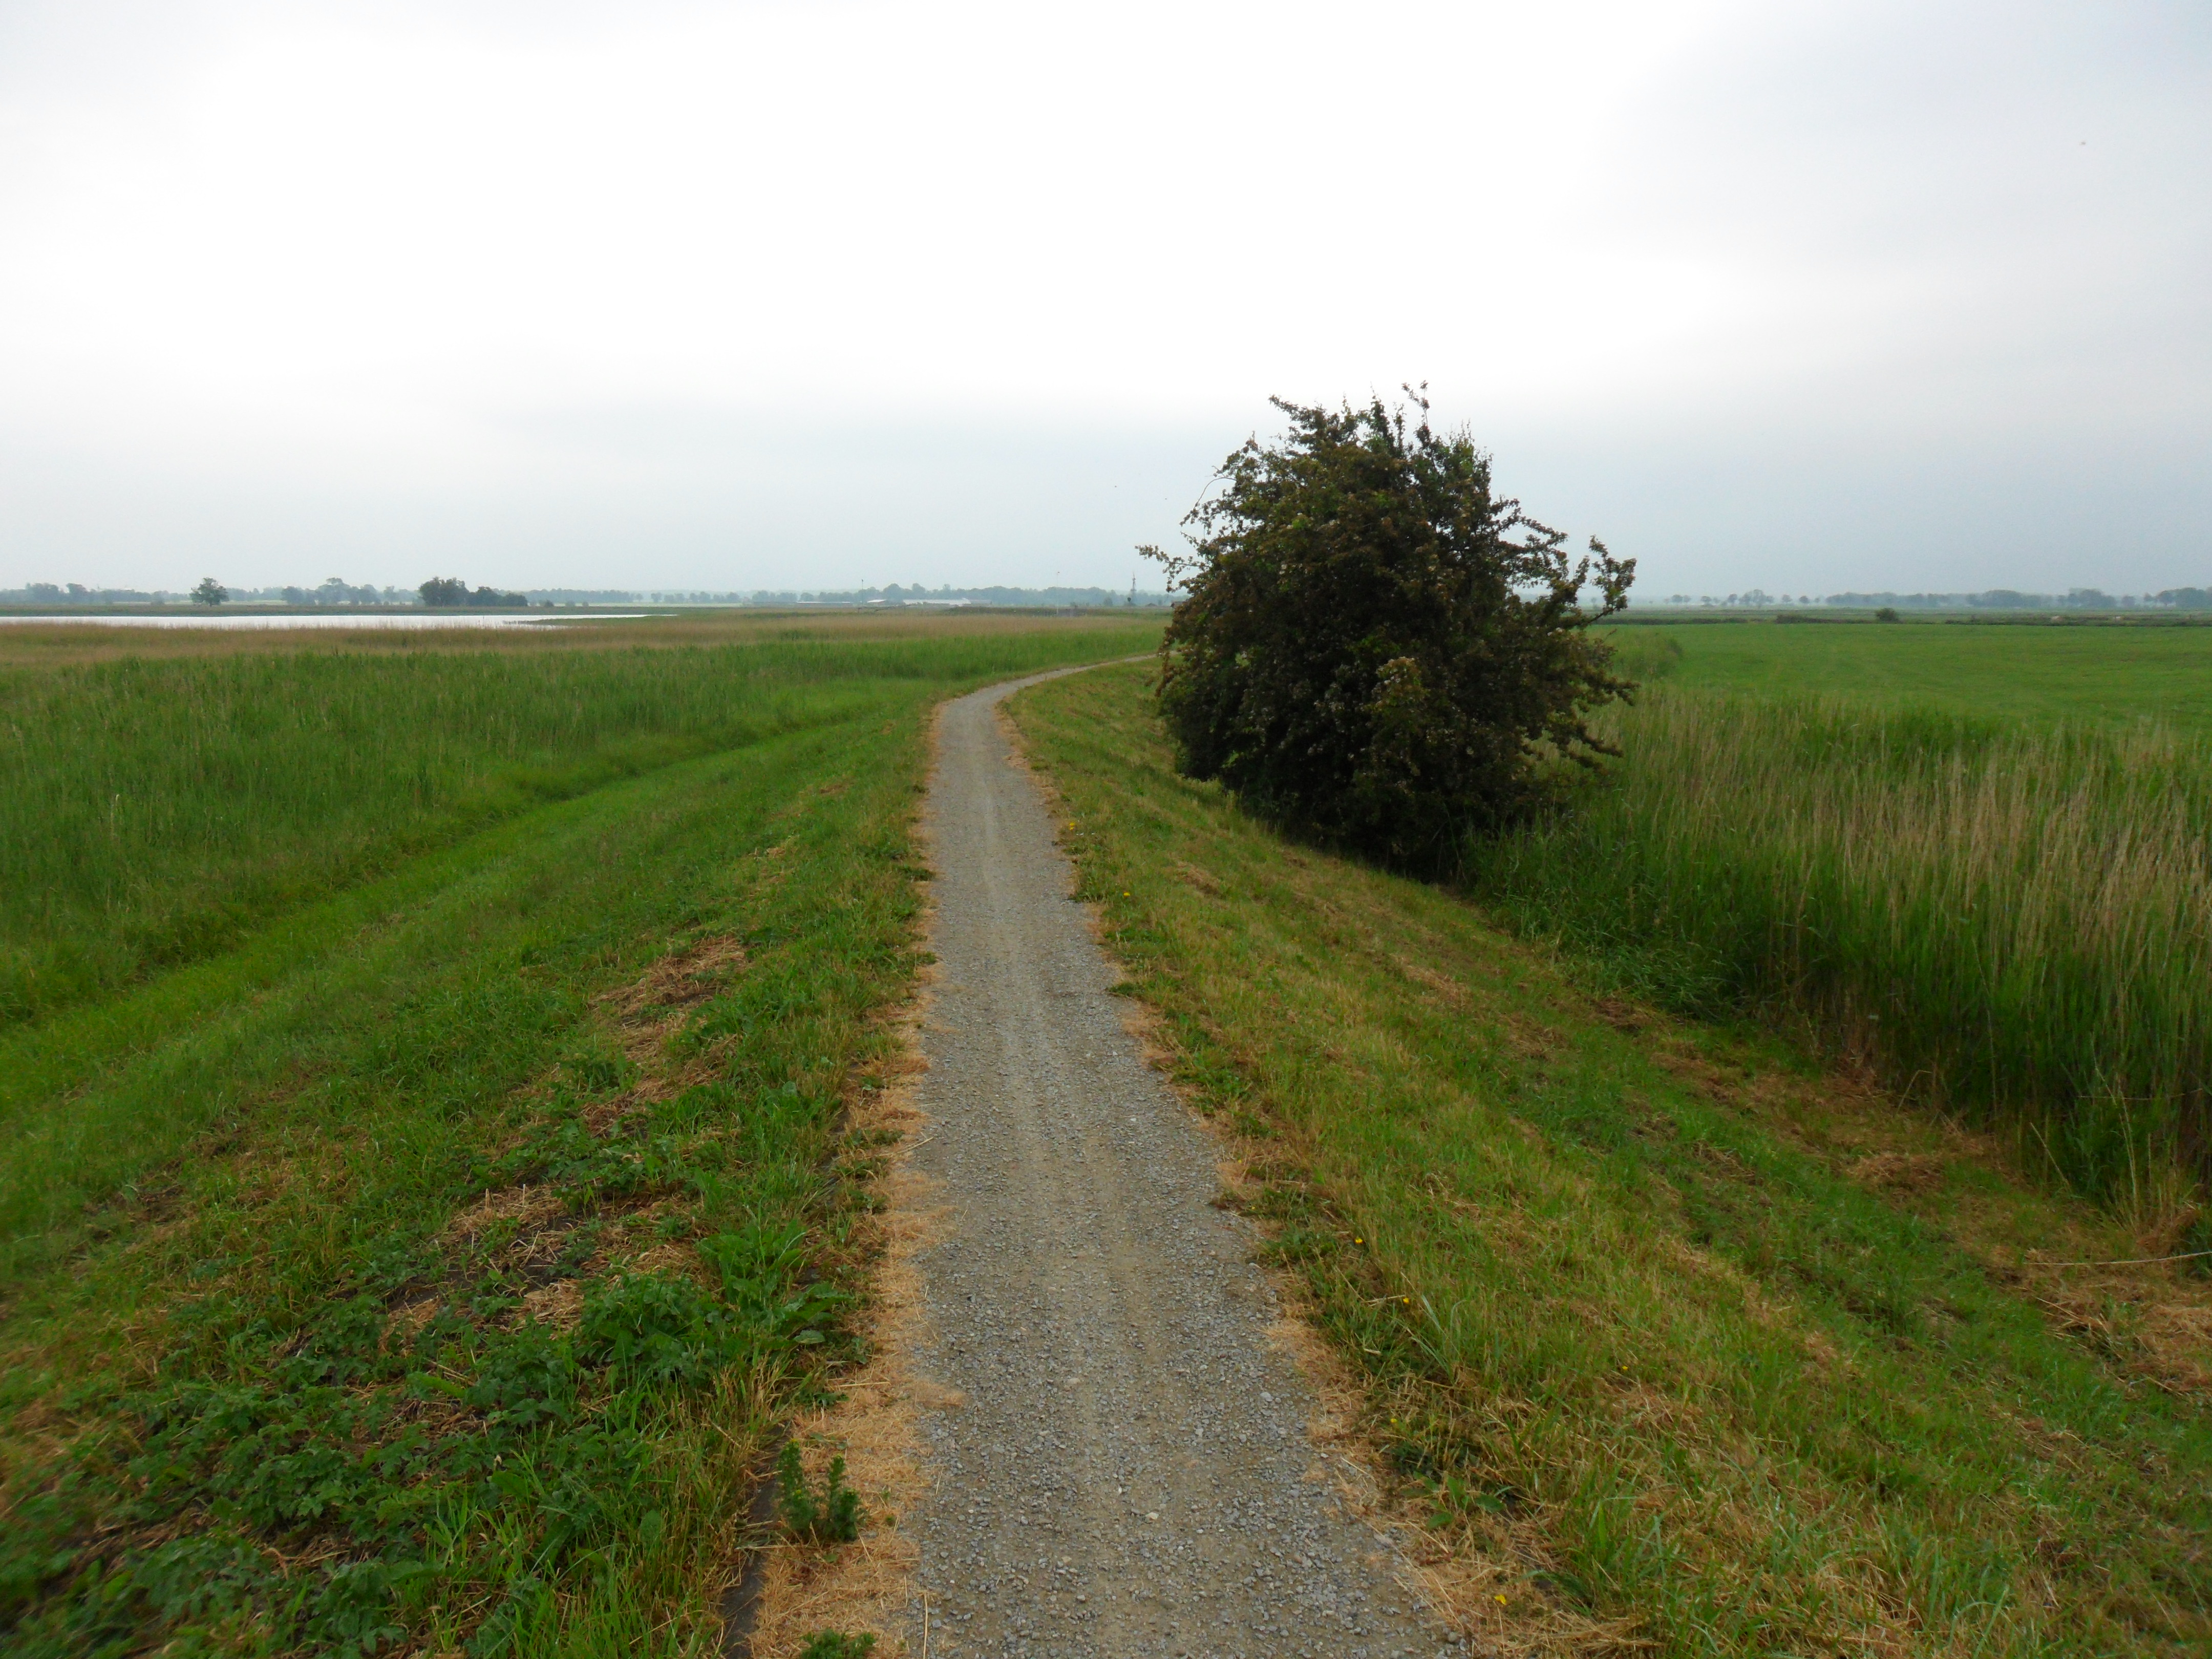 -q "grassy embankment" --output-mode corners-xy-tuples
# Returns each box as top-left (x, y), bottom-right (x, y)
(0, 612), (1156, 1656)
(1470, 623), (2212, 1215)
(1014, 661), (2212, 1658)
